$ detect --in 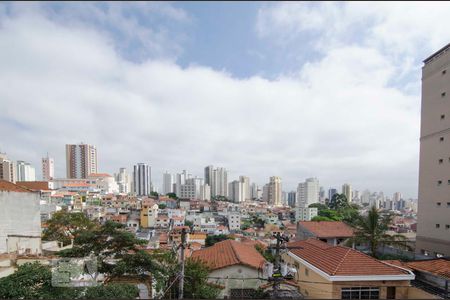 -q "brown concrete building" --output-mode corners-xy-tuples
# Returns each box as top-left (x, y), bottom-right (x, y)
(65, 143), (98, 179)
(416, 43), (450, 257)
